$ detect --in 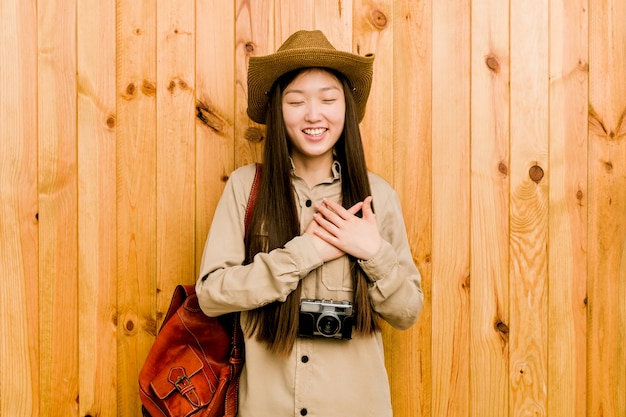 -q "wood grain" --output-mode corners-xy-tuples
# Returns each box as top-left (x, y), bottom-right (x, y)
(195, 0), (236, 276)
(0, 0), (39, 415)
(77, 0), (117, 415)
(155, 0), (196, 314)
(275, 0), (314, 40)
(431, 0), (471, 415)
(37, 0), (79, 414)
(509, 0), (549, 415)
(354, 0), (394, 180)
(470, 0), (510, 415)
(548, 0), (589, 416)
(389, 0), (432, 416)
(588, 0), (626, 415)
(313, 0), (351, 49)
(234, 0), (271, 167)
(116, 1), (157, 415)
